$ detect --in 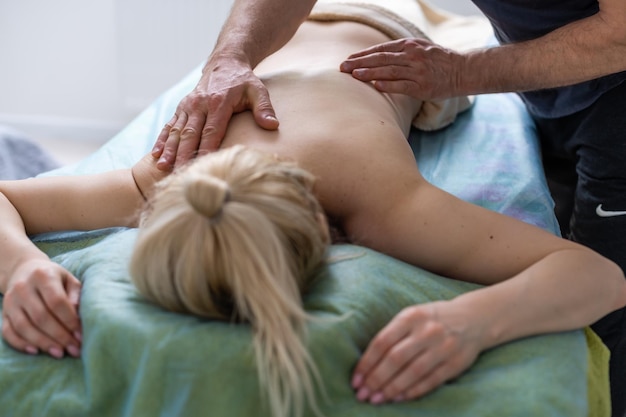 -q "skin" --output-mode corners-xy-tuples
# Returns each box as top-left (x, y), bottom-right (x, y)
(2, 20), (626, 405)
(152, 0), (316, 170)
(153, 0), (626, 169)
(340, 0), (626, 99)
